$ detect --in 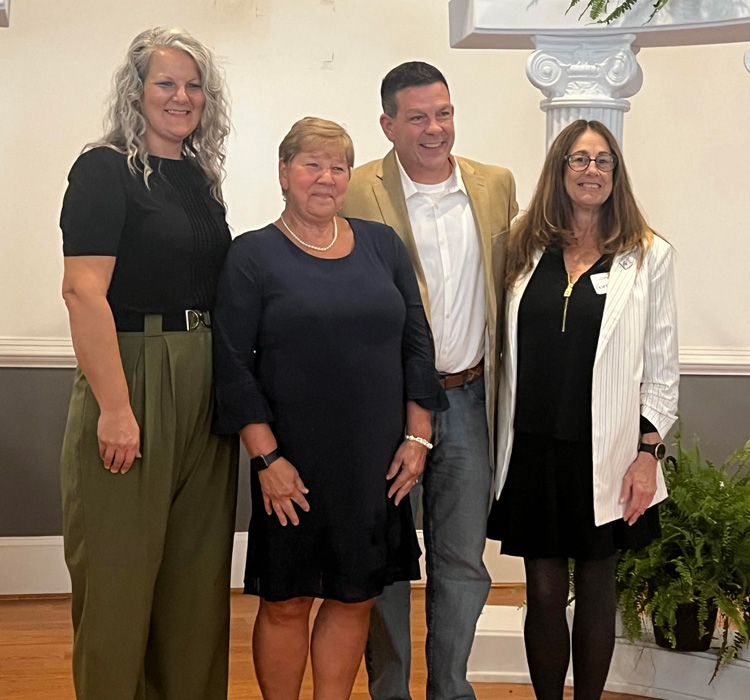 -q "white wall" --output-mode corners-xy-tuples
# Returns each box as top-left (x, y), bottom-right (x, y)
(1, 0), (749, 357)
